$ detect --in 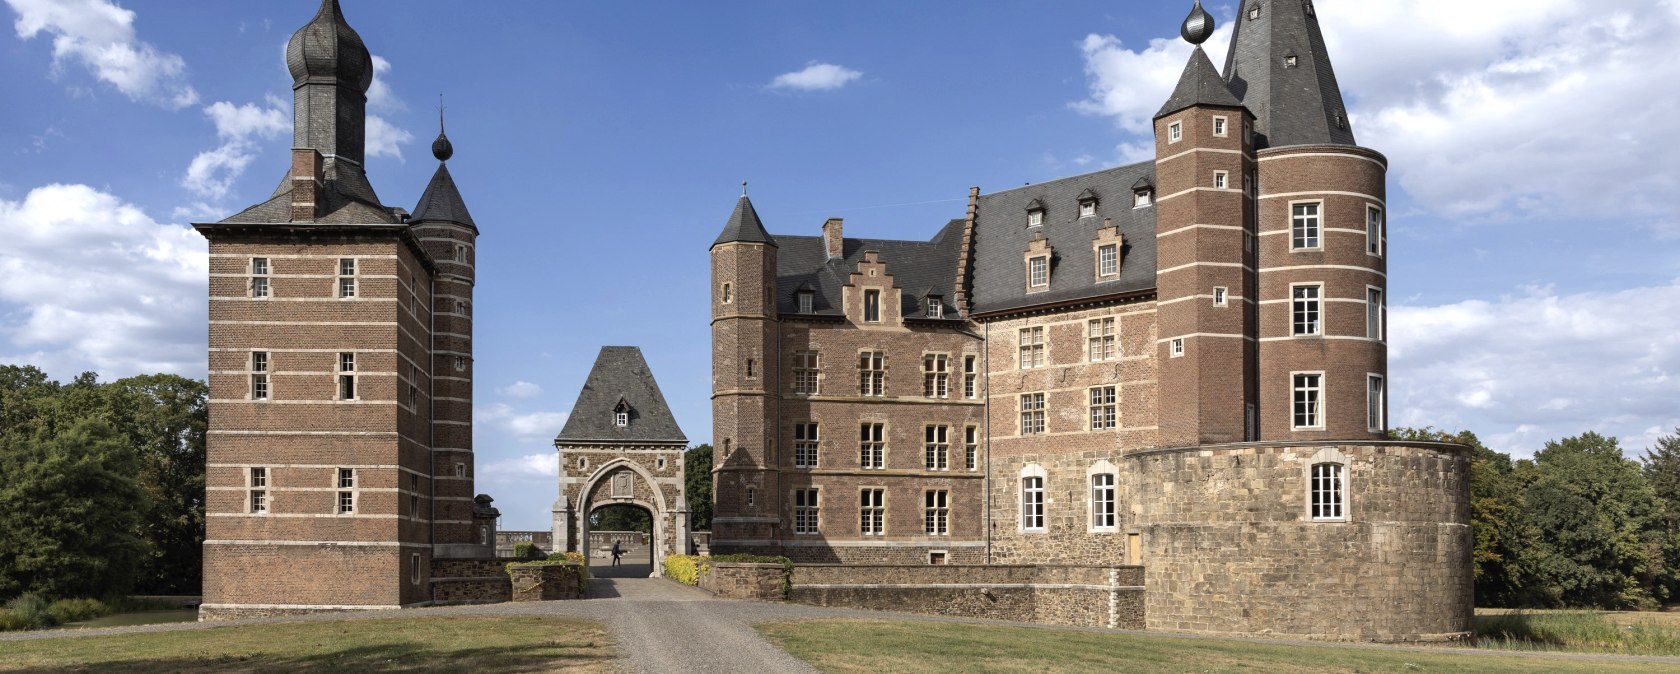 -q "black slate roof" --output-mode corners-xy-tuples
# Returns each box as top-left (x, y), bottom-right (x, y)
(411, 162), (477, 231)
(1157, 46), (1241, 119)
(220, 161), (397, 225)
(555, 347), (688, 445)
(774, 219), (965, 319)
(968, 162), (1157, 315)
(712, 194), (777, 249)
(1222, 0), (1357, 148)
